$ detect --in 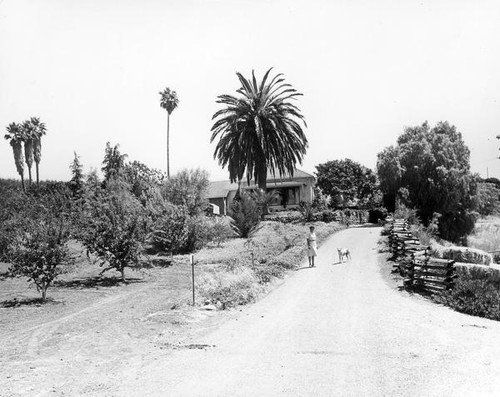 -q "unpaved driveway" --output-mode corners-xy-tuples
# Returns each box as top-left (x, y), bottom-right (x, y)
(4, 226), (500, 396)
(117, 226), (500, 396)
